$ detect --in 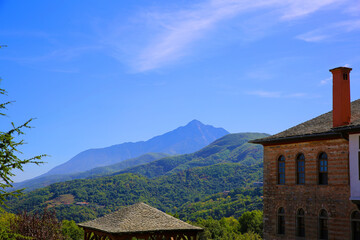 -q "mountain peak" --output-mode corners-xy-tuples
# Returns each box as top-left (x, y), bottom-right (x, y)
(186, 119), (204, 126)
(42, 120), (229, 177)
